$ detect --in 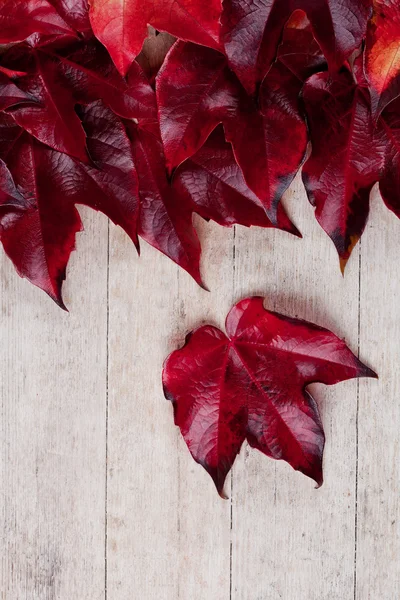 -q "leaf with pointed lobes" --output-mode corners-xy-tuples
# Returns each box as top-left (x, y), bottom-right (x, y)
(89, 0), (221, 76)
(0, 71), (38, 111)
(55, 40), (159, 131)
(221, 0), (371, 94)
(163, 296), (376, 496)
(157, 39), (308, 220)
(124, 120), (203, 286)
(302, 67), (384, 271)
(0, 102), (139, 306)
(366, 0), (400, 118)
(0, 0), (74, 44)
(173, 126), (300, 236)
(5, 49), (88, 162)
